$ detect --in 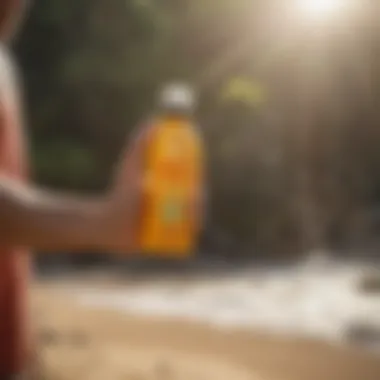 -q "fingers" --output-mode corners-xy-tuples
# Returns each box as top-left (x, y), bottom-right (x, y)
(112, 122), (154, 202)
(118, 123), (152, 176)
